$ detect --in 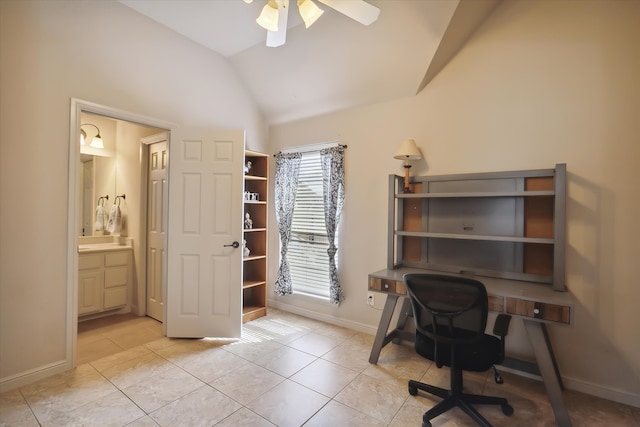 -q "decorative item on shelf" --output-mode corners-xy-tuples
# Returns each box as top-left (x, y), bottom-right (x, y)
(393, 139), (422, 193)
(243, 240), (251, 258)
(245, 191), (260, 201)
(244, 212), (253, 229)
(244, 160), (252, 175)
